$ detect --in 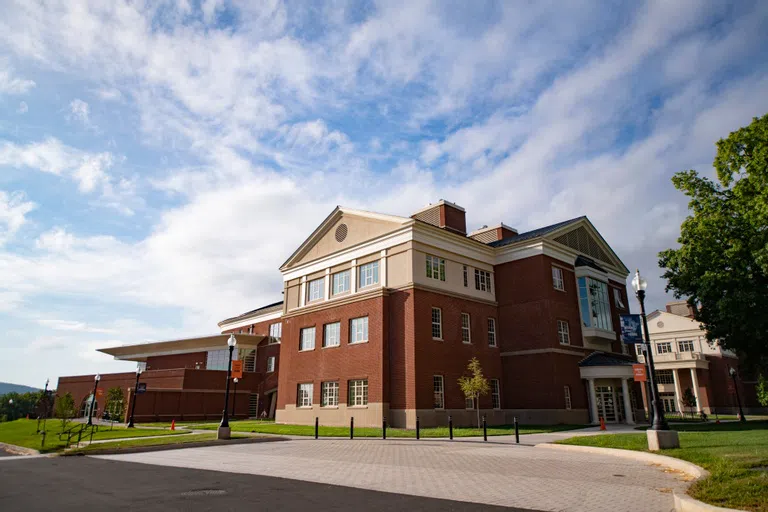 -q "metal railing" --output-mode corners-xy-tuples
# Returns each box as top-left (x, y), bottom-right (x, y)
(58, 422), (100, 448)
